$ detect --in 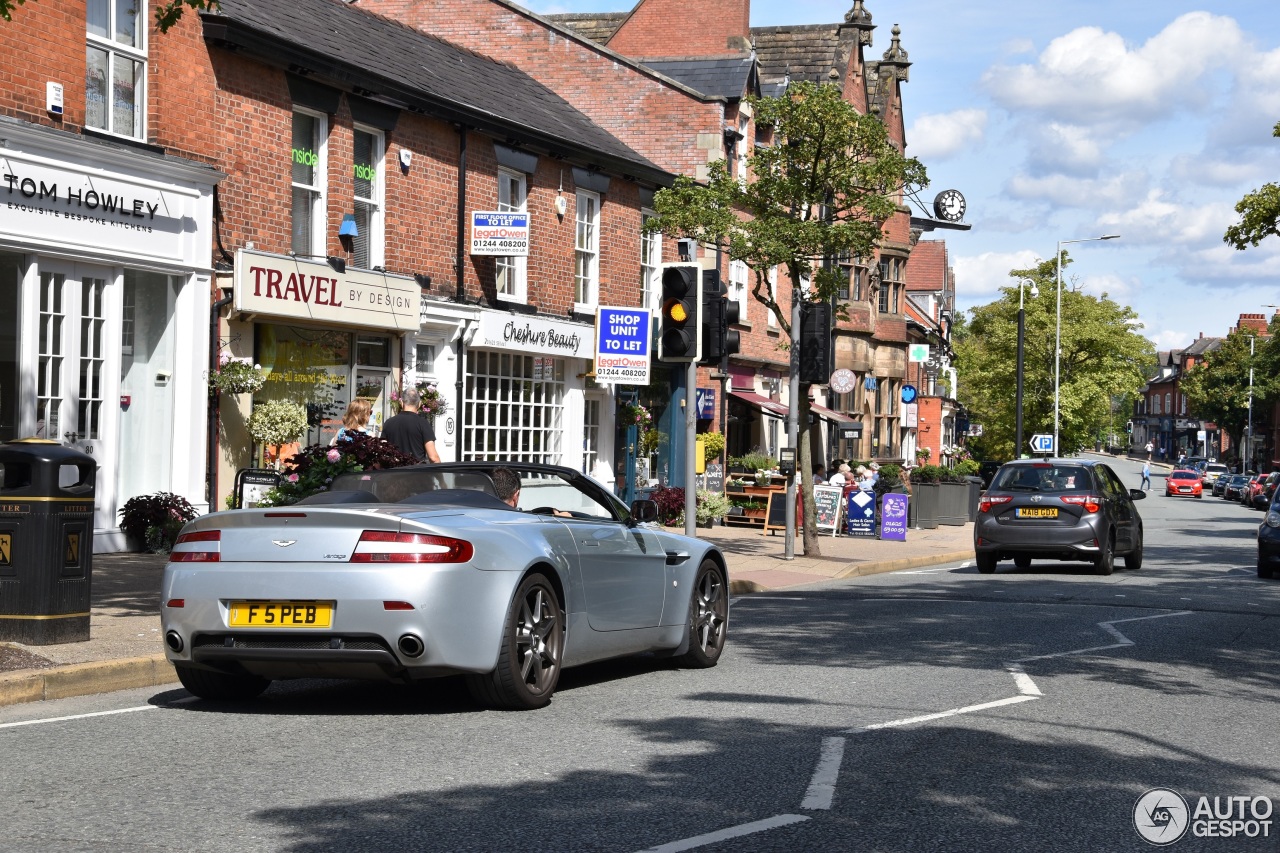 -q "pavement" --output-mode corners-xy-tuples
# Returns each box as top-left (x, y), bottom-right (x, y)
(0, 519), (975, 709)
